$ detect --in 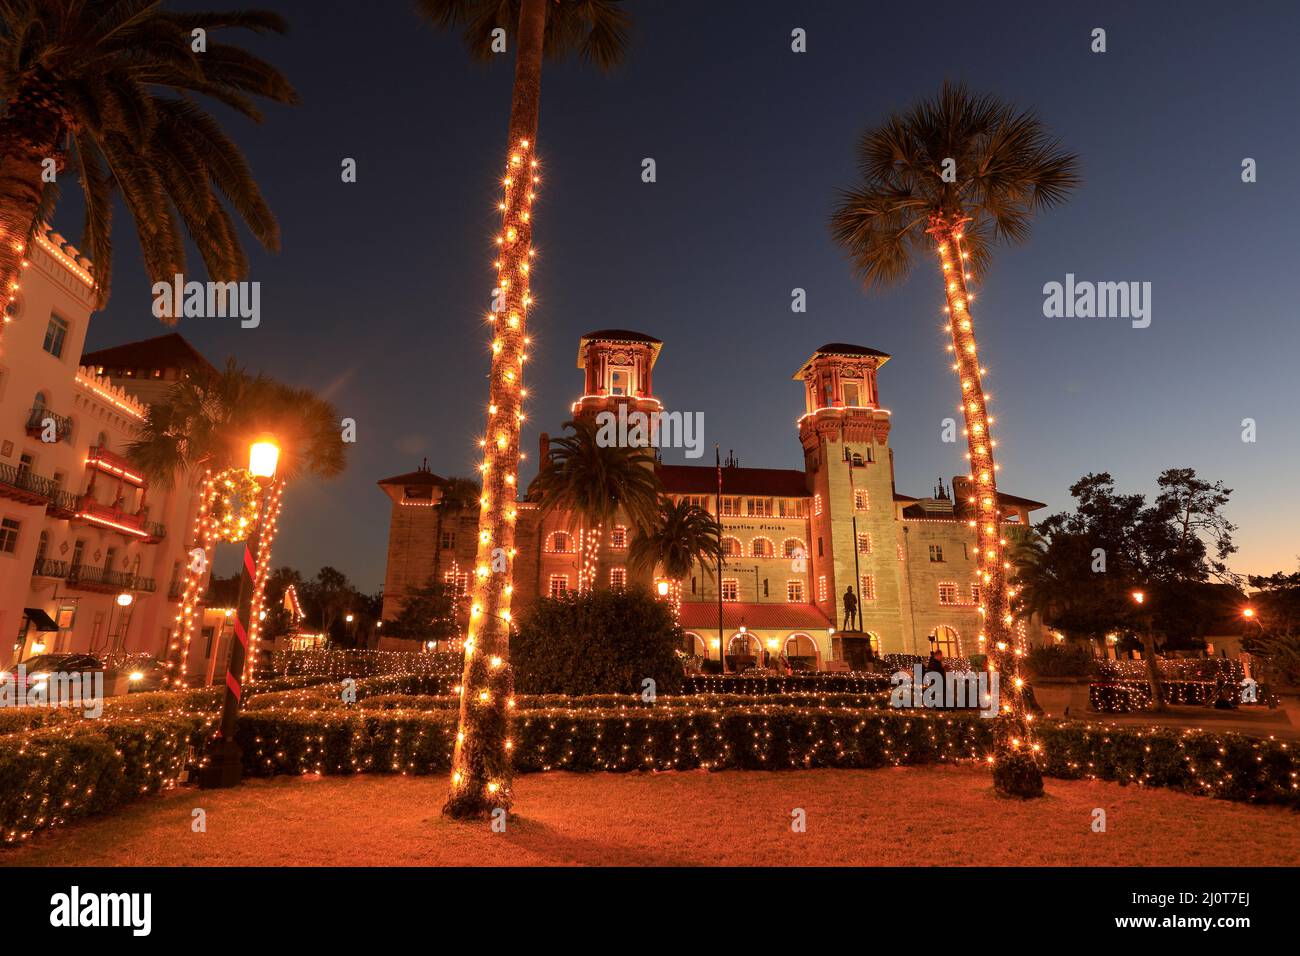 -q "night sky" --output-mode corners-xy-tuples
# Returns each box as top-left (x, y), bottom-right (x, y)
(67, 0), (1300, 592)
